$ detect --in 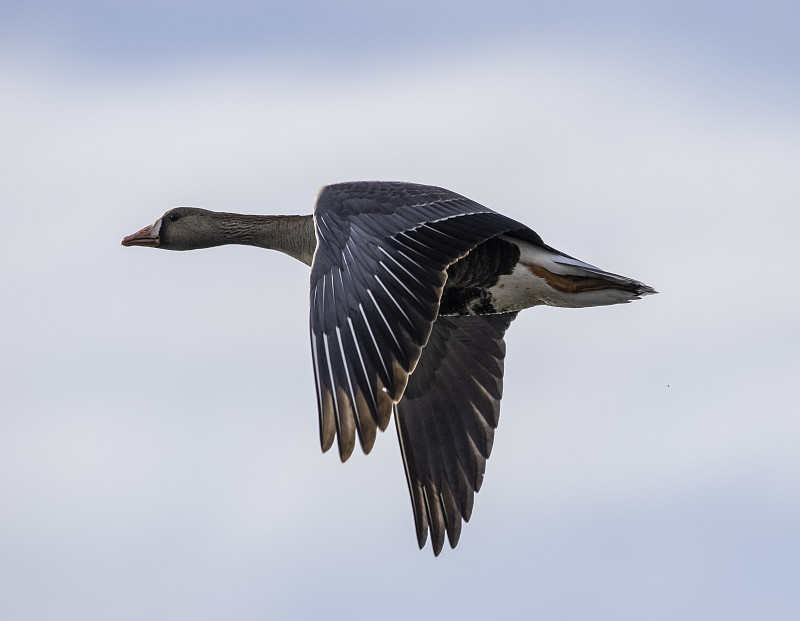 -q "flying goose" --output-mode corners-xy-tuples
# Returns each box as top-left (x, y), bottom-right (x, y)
(122, 180), (655, 555)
